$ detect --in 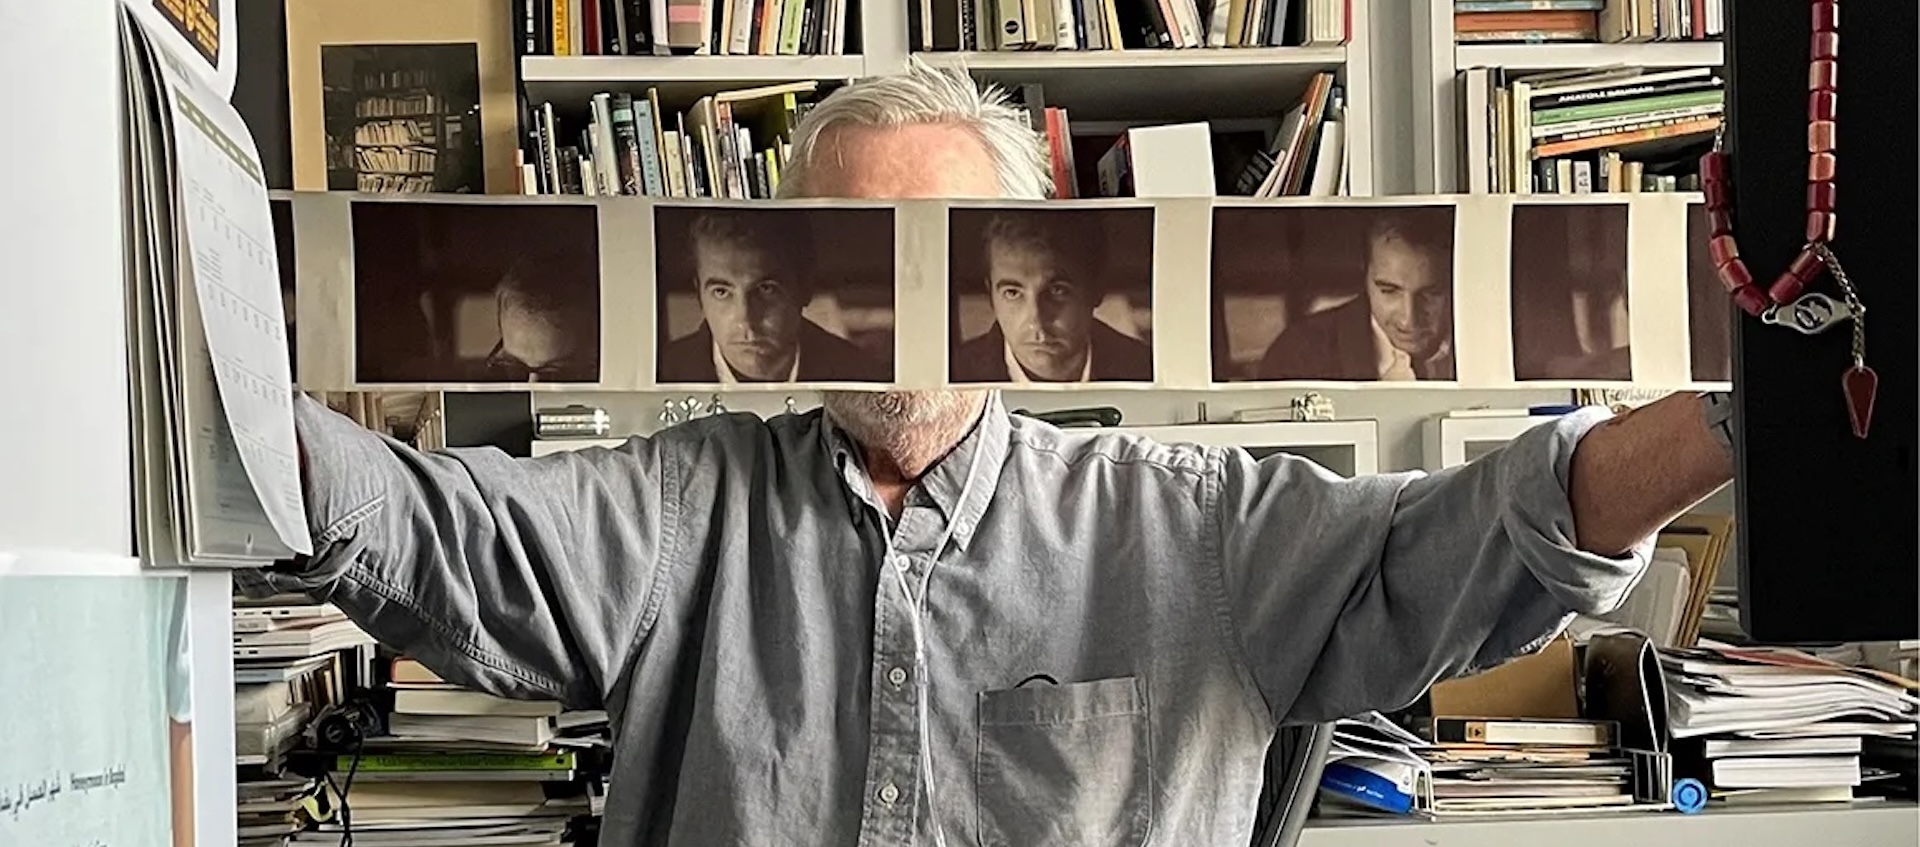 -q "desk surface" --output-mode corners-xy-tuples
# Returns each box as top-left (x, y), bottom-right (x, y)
(1300, 802), (1919, 847)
